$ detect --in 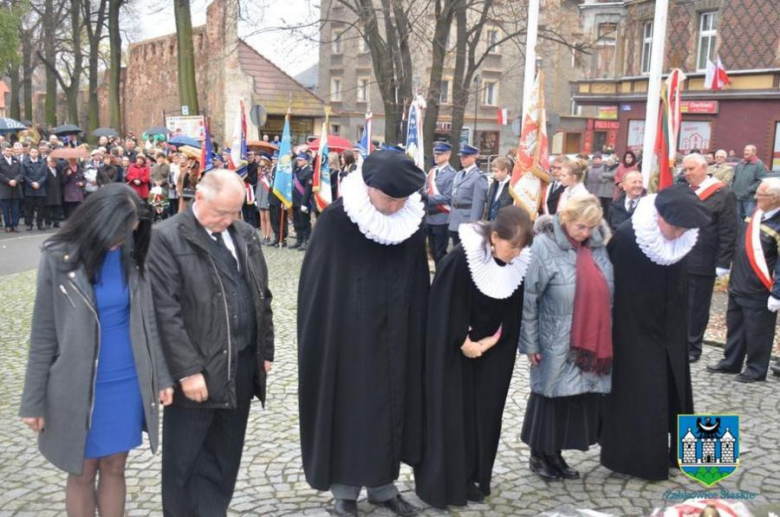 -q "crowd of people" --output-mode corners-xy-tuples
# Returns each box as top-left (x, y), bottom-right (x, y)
(14, 126), (780, 517)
